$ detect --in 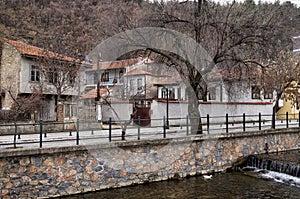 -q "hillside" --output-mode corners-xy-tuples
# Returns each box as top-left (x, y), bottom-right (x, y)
(0, 0), (299, 60)
(0, 0), (145, 58)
